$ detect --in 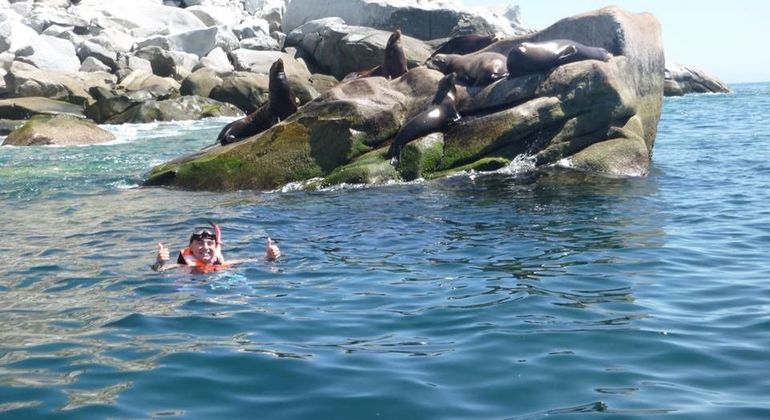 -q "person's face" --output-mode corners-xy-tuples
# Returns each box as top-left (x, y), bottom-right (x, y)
(190, 237), (218, 263)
